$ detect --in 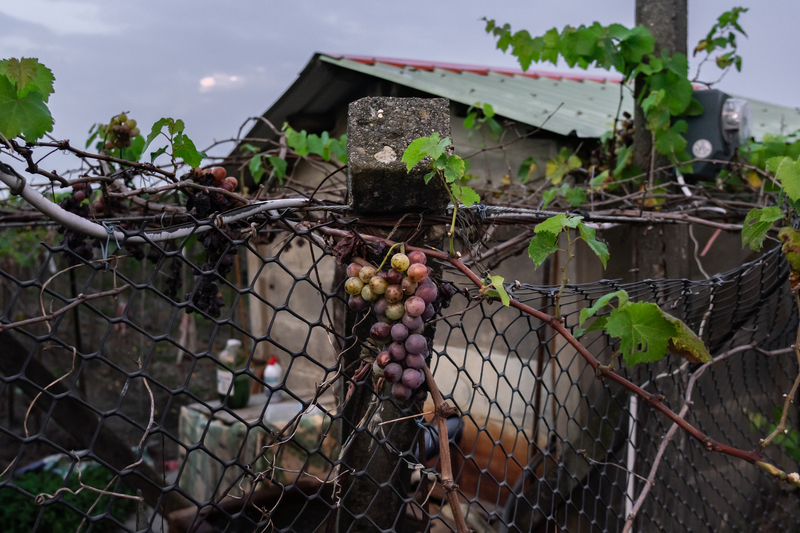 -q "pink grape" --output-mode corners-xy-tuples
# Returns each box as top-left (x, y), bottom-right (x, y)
(391, 253), (410, 272)
(392, 382), (412, 401)
(385, 285), (403, 303)
(407, 263), (428, 283)
(405, 296), (425, 317)
(405, 334), (427, 355)
(348, 295), (369, 312)
(401, 277), (417, 296)
(370, 321), (391, 342)
(402, 314), (423, 331)
(373, 297), (388, 316)
(74, 190), (86, 202)
(402, 368), (425, 389)
(384, 362), (403, 383)
(405, 353), (425, 369)
(385, 269), (403, 285)
(421, 303), (435, 321)
(386, 303), (405, 321)
(391, 323), (409, 342)
(346, 263), (361, 278)
(376, 351), (392, 368)
(416, 284), (438, 305)
(388, 342), (406, 361)
(408, 250), (427, 265)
